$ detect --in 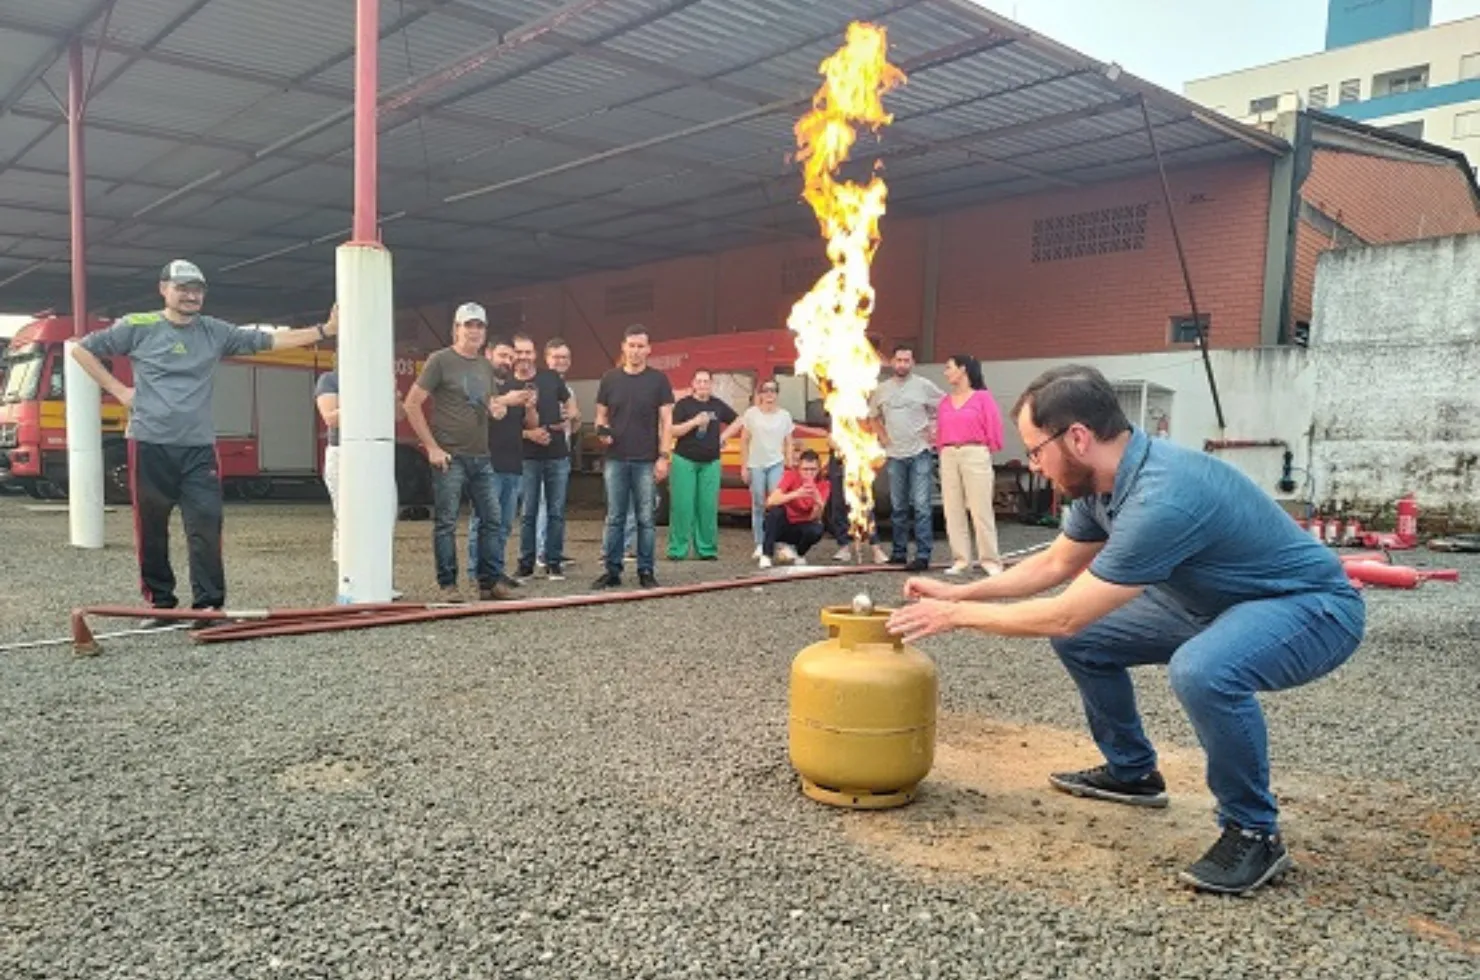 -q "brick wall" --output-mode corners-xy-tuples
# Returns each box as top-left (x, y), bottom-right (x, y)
(933, 159), (1272, 358)
(1301, 149), (1480, 244)
(402, 157), (1277, 374)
